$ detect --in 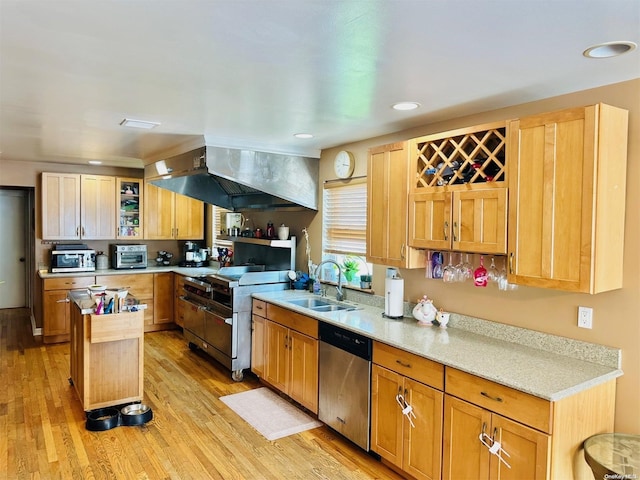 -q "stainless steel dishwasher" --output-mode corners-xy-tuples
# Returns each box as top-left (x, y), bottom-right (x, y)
(318, 322), (372, 451)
